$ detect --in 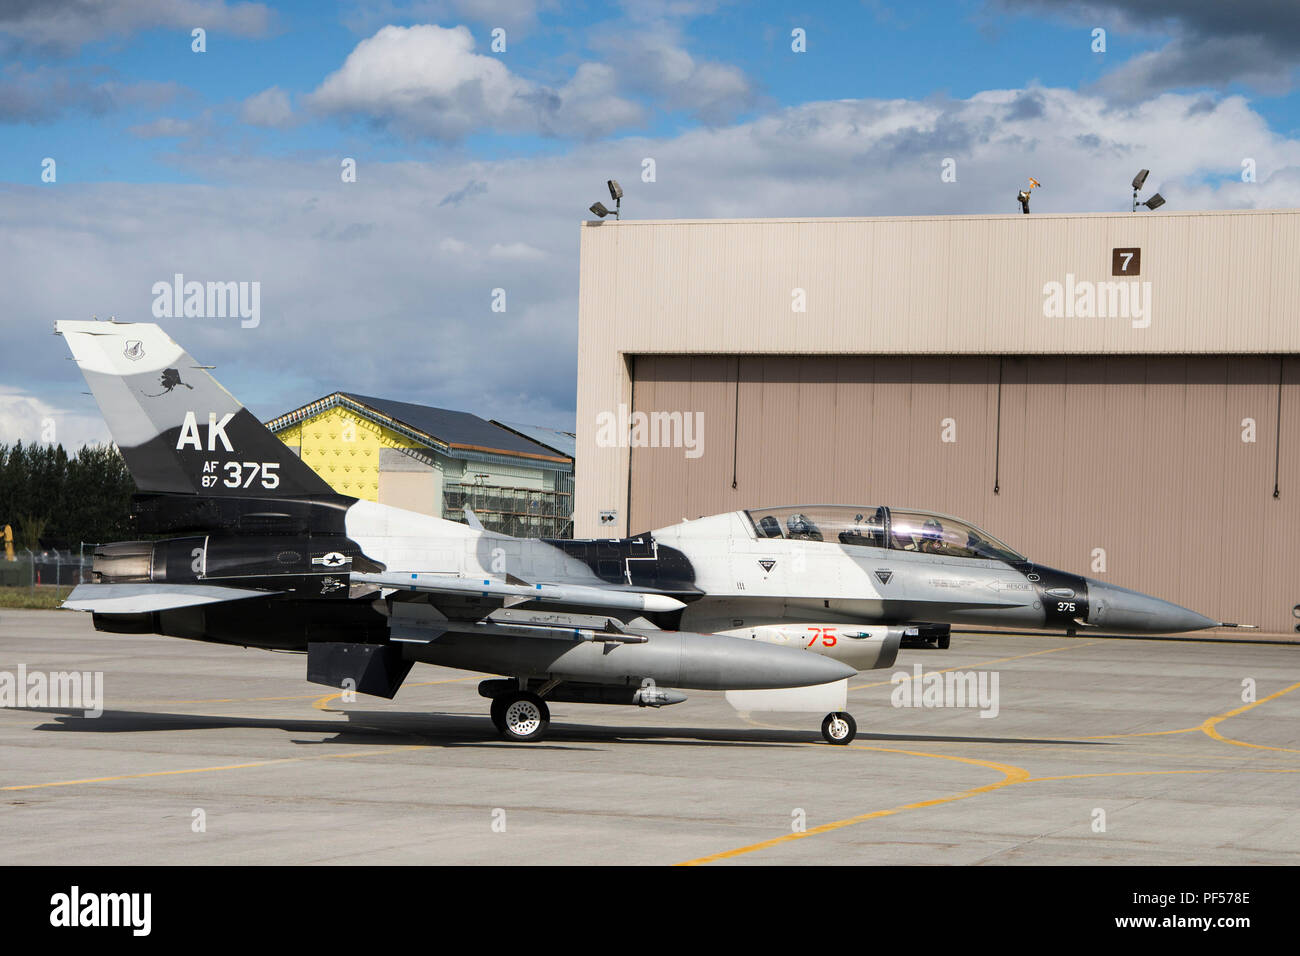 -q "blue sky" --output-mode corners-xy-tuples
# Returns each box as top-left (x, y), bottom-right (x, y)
(6, 0), (1299, 185)
(2, 0), (1299, 447)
